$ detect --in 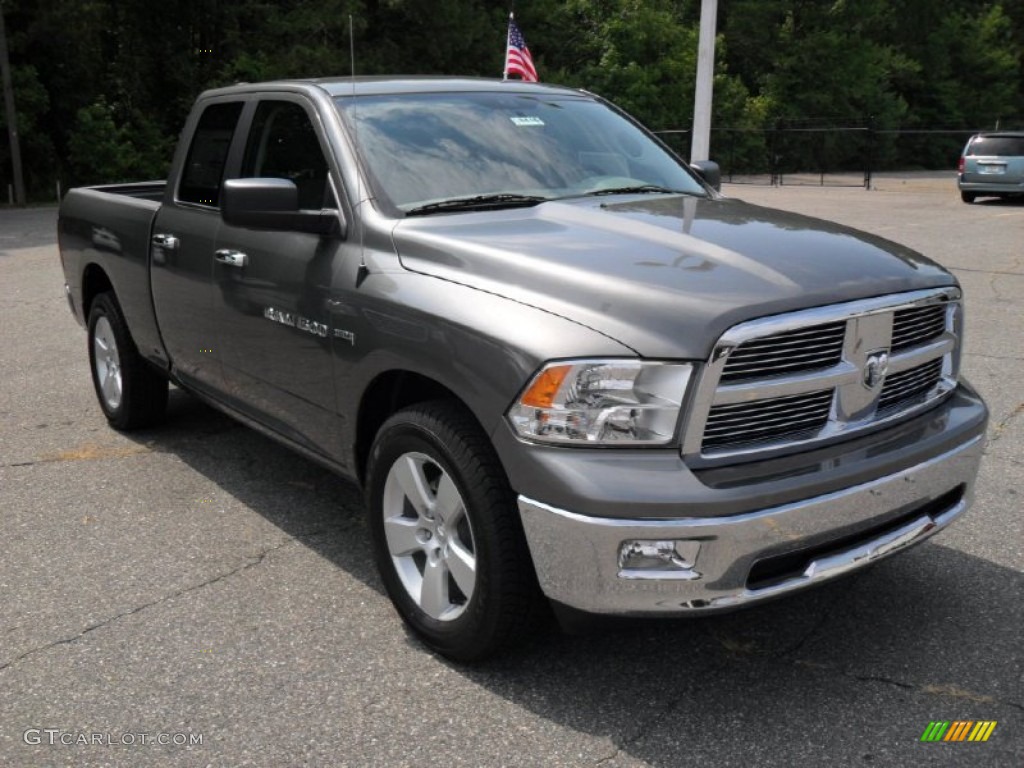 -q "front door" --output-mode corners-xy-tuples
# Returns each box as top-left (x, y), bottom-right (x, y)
(212, 97), (350, 459)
